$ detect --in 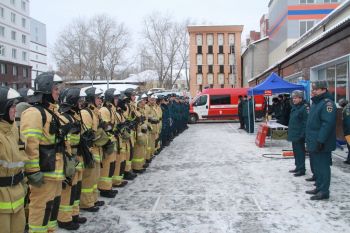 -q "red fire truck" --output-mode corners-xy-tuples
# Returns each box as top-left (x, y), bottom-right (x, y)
(189, 88), (265, 124)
